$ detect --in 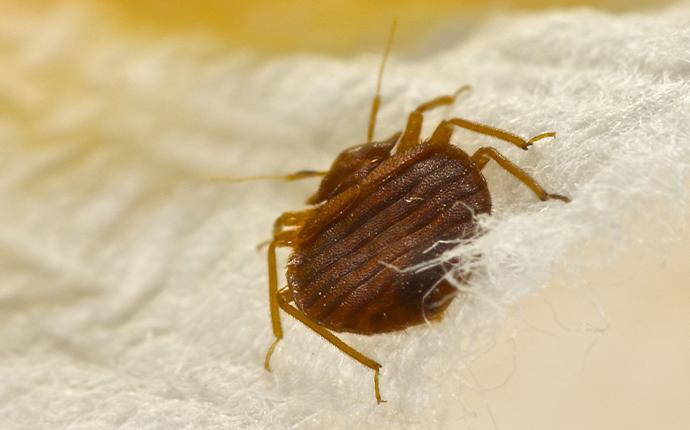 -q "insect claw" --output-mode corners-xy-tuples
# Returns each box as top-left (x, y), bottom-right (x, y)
(264, 337), (282, 372)
(527, 131), (557, 146)
(547, 193), (571, 203)
(374, 366), (386, 404)
(452, 84), (472, 99)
